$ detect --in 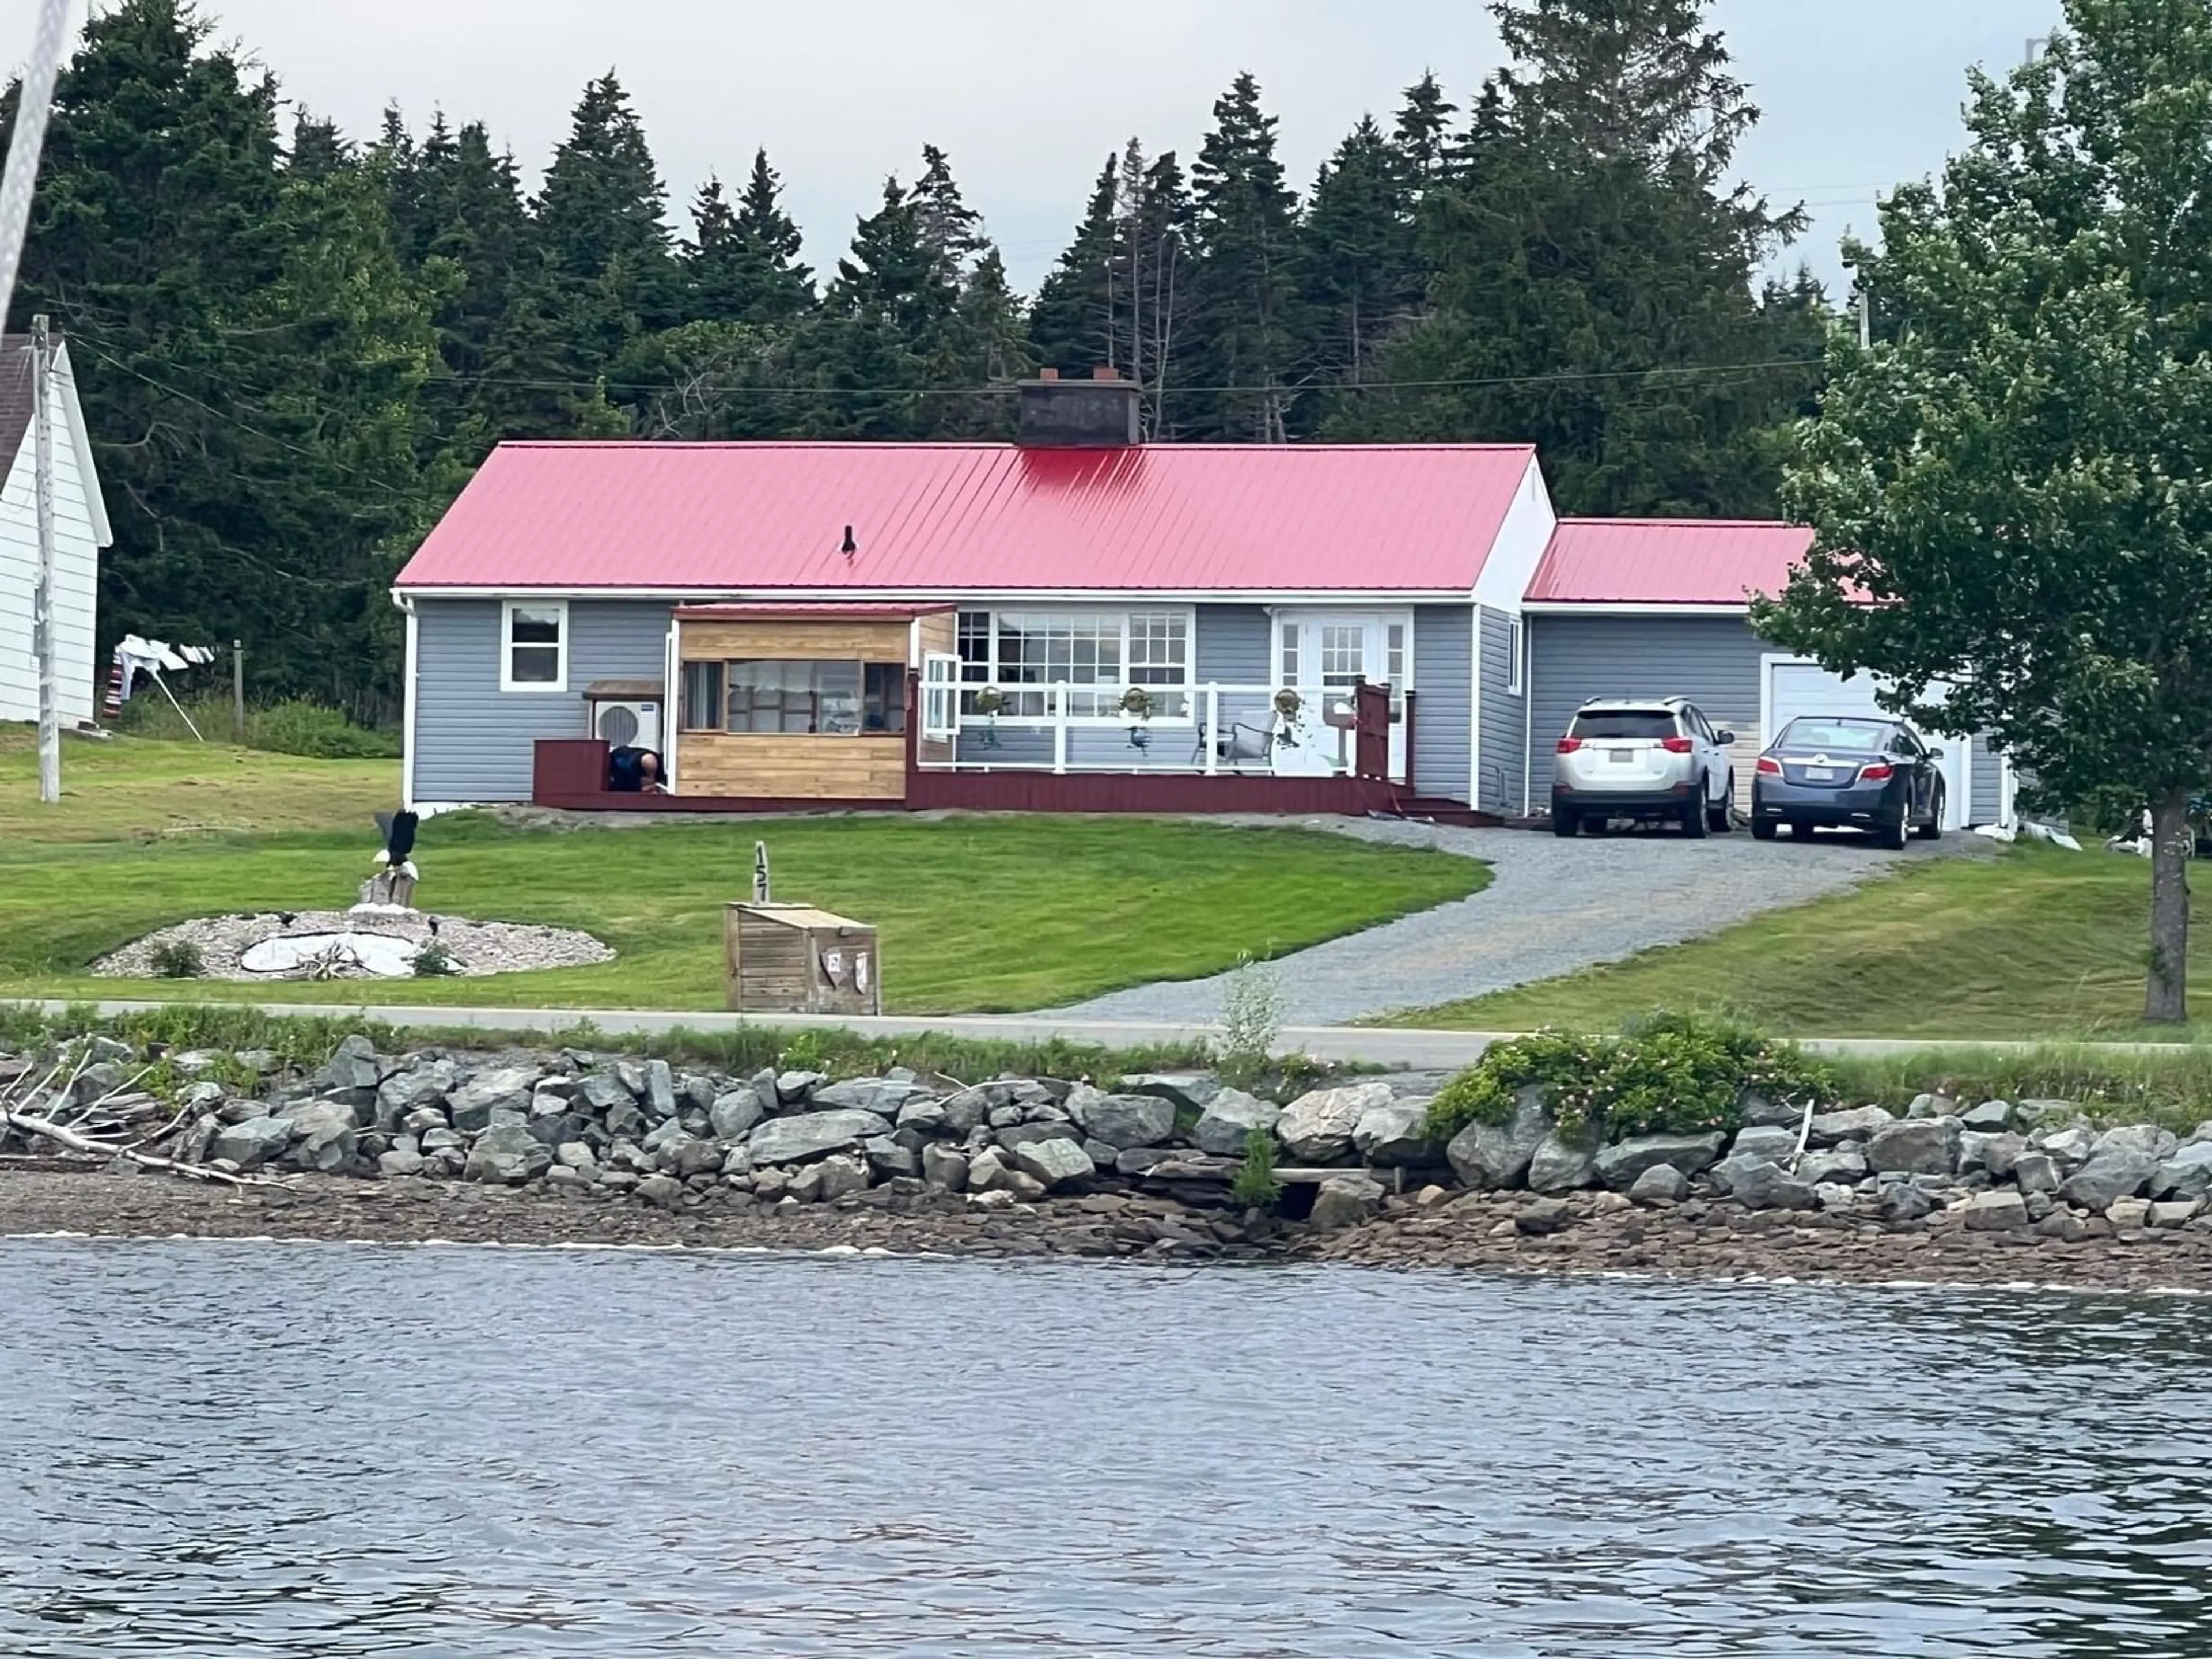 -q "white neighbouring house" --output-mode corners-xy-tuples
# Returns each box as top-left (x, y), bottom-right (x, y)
(0, 334), (113, 727)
